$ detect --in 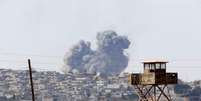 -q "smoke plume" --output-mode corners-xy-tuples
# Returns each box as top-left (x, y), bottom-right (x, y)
(63, 30), (130, 75)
